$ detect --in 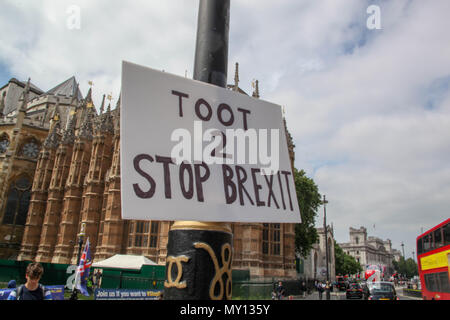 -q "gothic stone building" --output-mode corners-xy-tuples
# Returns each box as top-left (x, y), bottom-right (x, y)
(297, 226), (336, 281)
(0, 65), (298, 279)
